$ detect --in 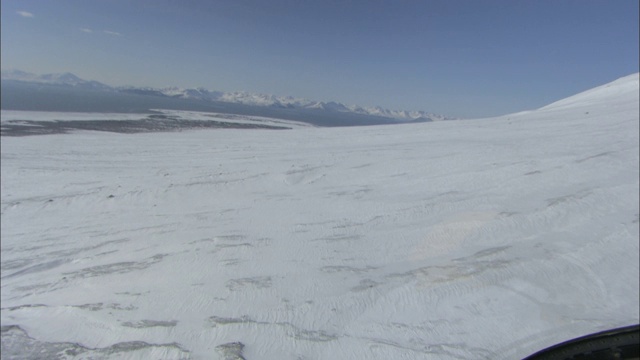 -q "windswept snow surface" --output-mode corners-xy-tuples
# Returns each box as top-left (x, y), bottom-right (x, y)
(1, 74), (639, 359)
